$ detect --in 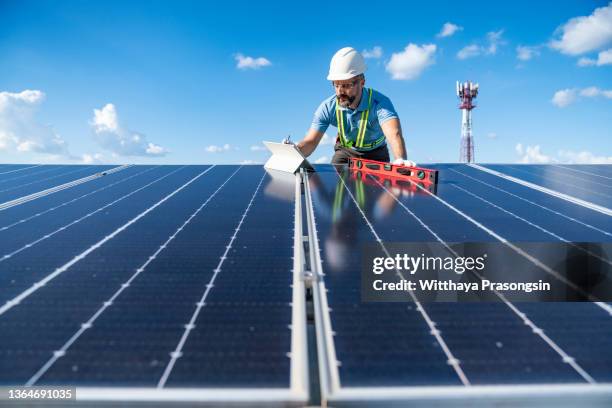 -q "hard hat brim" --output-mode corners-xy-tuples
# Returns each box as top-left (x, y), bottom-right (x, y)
(326, 72), (364, 81)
